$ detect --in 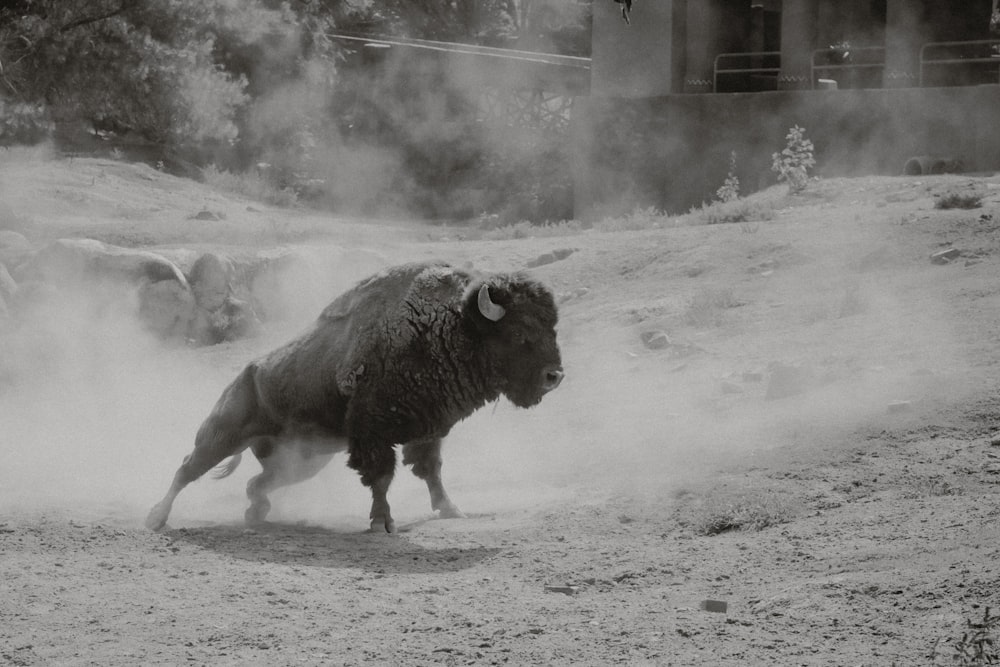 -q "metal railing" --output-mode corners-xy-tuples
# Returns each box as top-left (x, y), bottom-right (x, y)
(713, 51), (781, 92)
(810, 46), (885, 89)
(919, 39), (1000, 86)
